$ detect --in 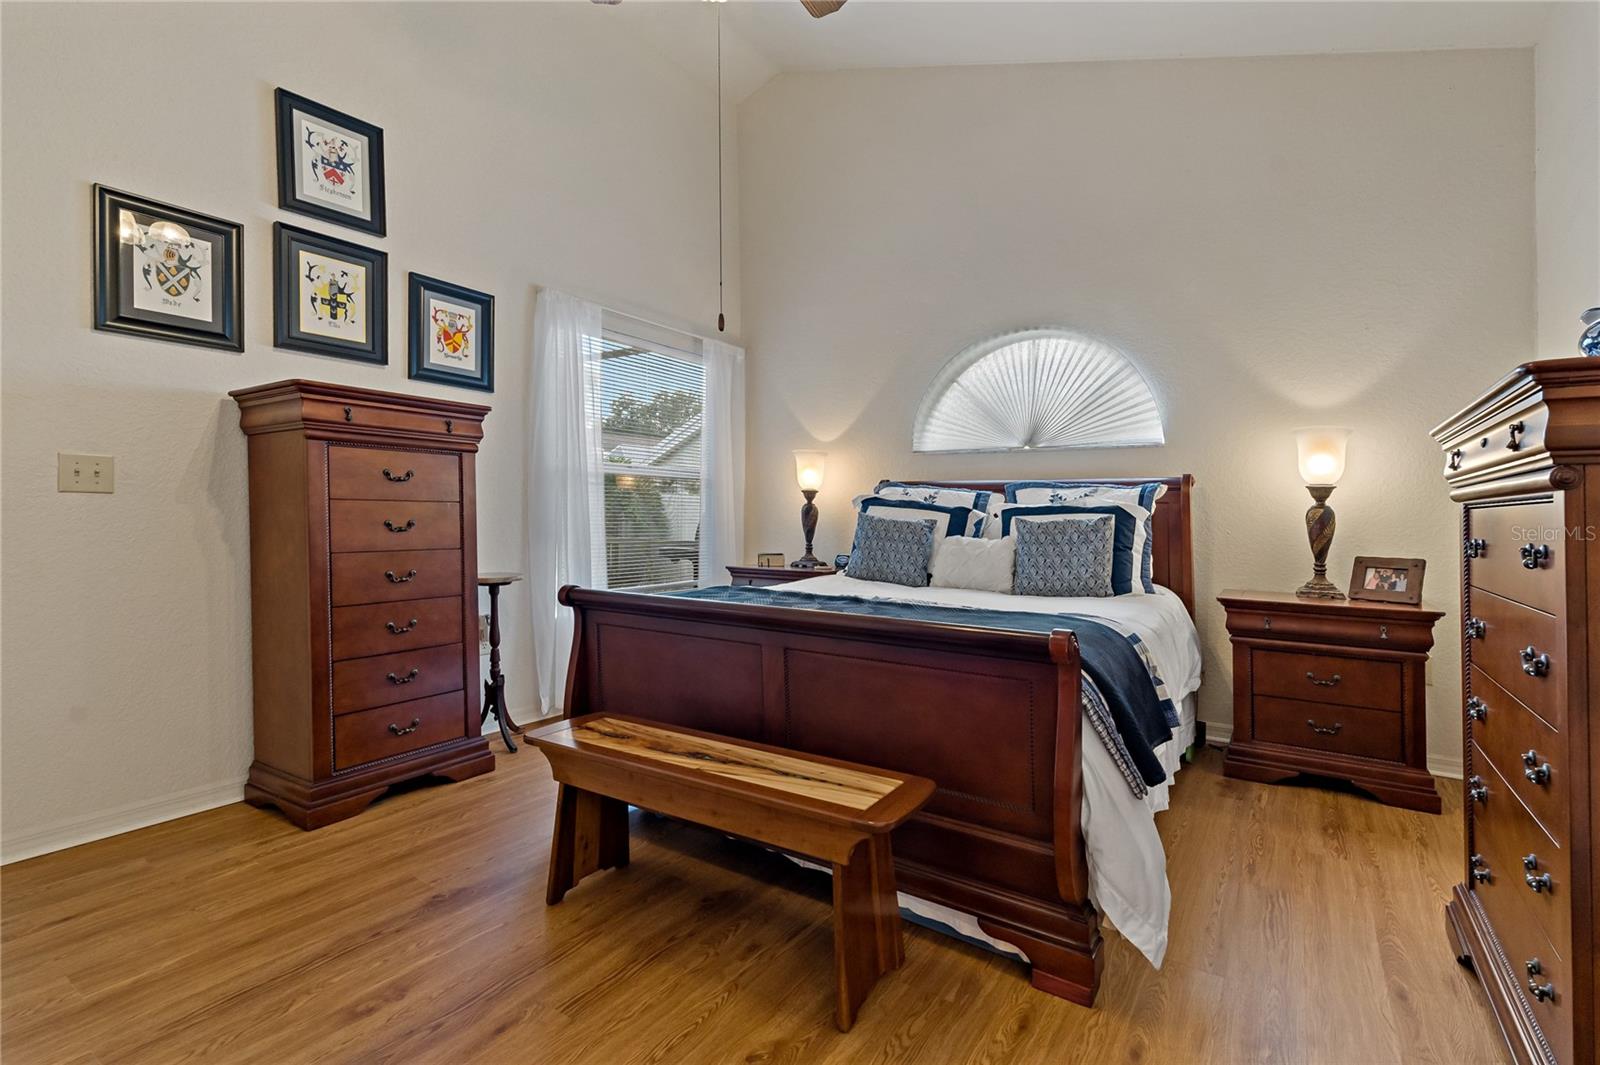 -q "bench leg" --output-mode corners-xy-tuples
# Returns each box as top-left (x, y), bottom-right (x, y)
(546, 785), (629, 905)
(832, 835), (902, 1031)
